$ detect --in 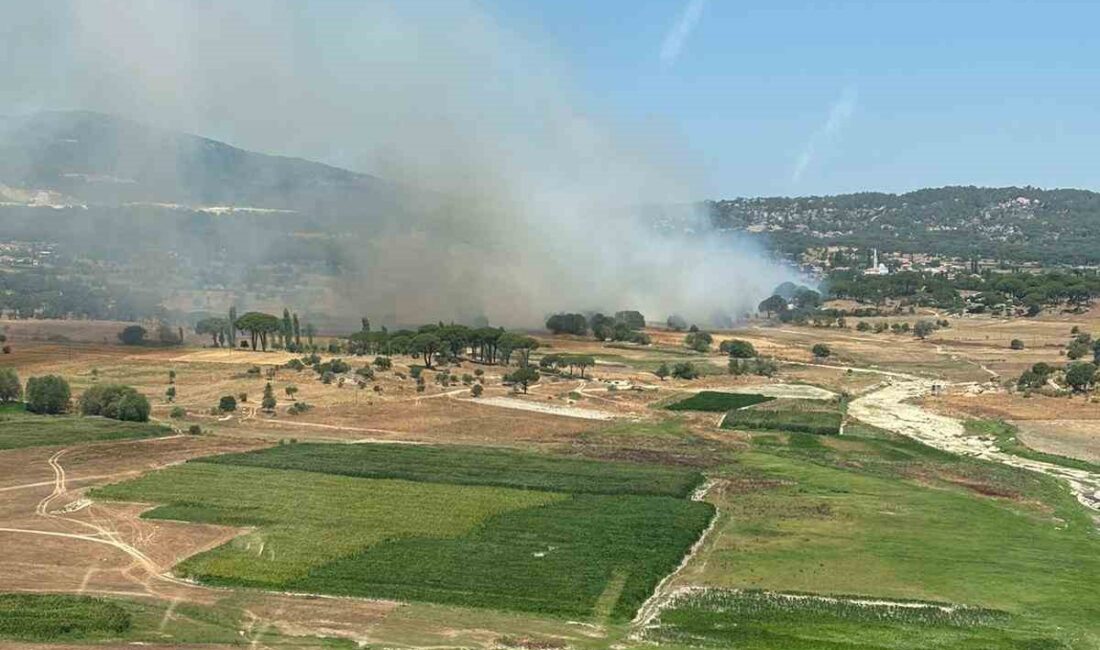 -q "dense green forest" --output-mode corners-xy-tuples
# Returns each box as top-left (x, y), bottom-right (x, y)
(708, 186), (1100, 265)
